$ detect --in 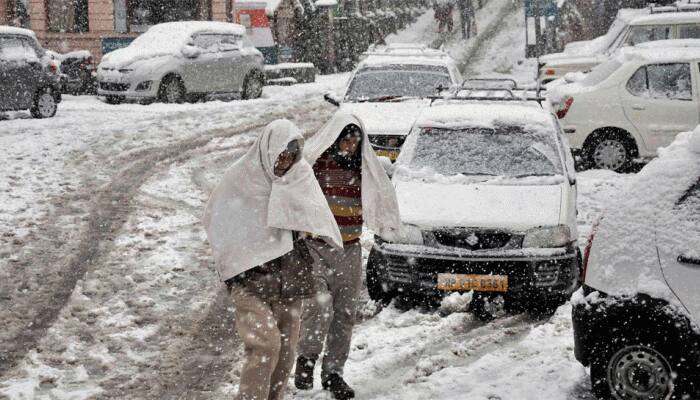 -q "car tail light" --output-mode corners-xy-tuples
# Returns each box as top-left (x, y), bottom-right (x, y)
(556, 96), (574, 119)
(49, 61), (59, 74)
(581, 219), (601, 283)
(545, 68), (556, 76)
